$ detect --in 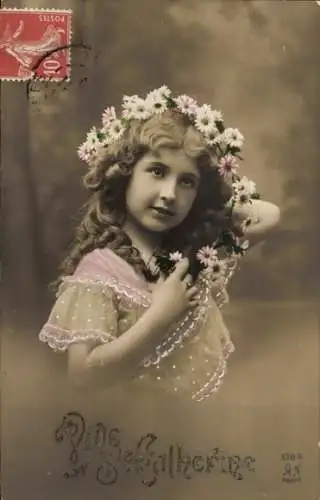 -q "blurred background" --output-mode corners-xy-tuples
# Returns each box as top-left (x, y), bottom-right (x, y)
(2, 1), (319, 499)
